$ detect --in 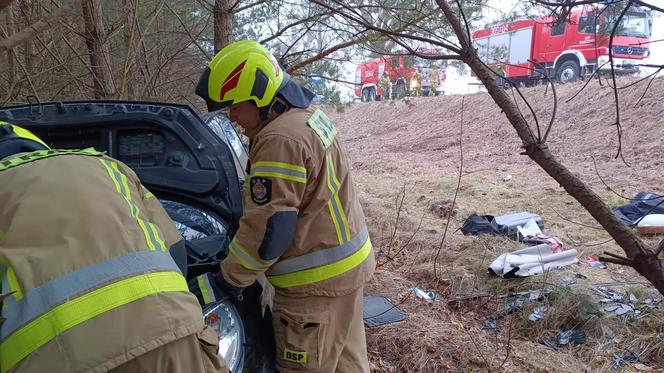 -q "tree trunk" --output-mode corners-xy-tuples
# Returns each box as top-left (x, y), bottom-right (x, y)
(213, 0), (234, 53)
(81, 0), (114, 99)
(120, 0), (136, 99)
(436, 0), (664, 295)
